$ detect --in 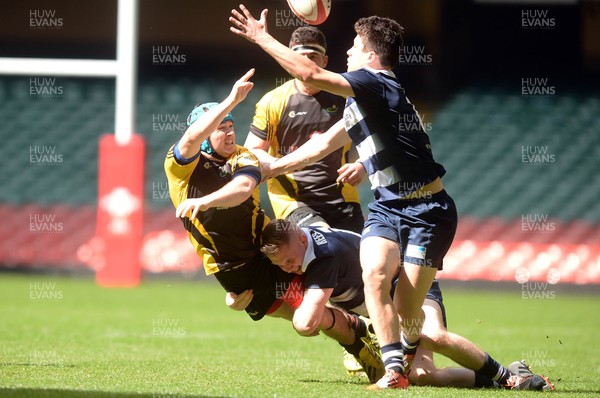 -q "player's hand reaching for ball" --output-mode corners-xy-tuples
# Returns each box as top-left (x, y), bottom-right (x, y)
(225, 289), (254, 311)
(228, 68), (255, 106)
(229, 4), (269, 43)
(175, 198), (209, 220)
